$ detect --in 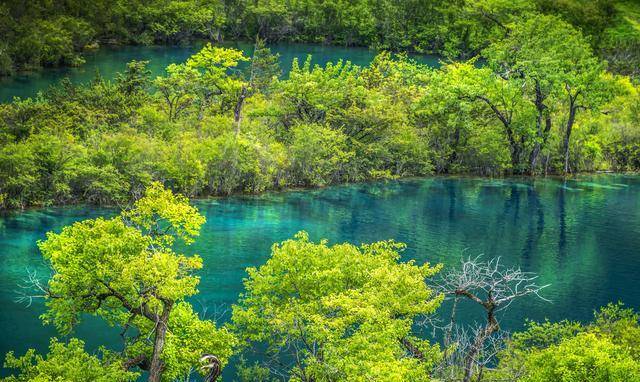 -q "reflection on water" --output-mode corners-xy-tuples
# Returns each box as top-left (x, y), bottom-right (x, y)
(0, 175), (639, 375)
